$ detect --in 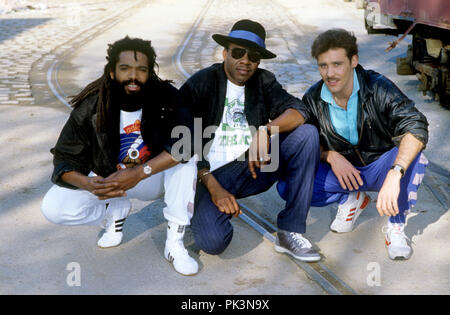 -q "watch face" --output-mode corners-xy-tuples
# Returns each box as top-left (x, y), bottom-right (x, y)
(143, 165), (152, 175)
(391, 164), (405, 176)
(128, 148), (140, 159)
